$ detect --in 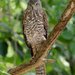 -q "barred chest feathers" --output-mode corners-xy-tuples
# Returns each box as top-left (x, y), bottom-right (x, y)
(23, 7), (46, 45)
